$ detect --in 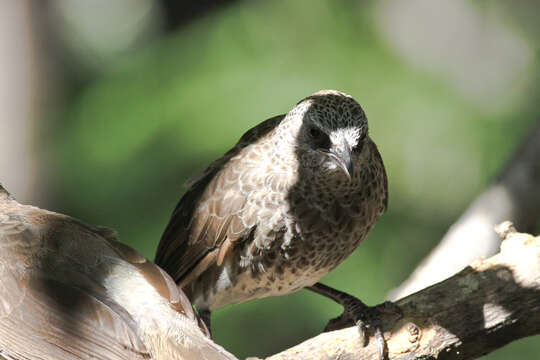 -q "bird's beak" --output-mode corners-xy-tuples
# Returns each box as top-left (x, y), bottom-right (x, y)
(328, 139), (354, 180)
